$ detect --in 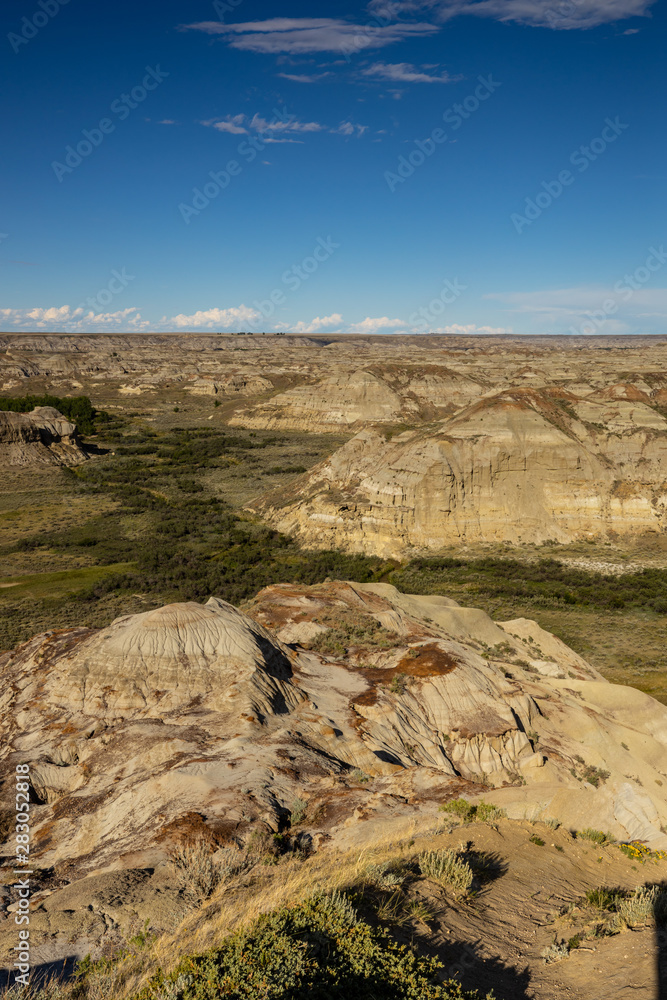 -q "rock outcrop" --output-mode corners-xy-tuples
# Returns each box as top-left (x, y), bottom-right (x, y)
(0, 406), (88, 467)
(253, 388), (667, 554)
(1, 581), (665, 875)
(2, 580), (666, 974)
